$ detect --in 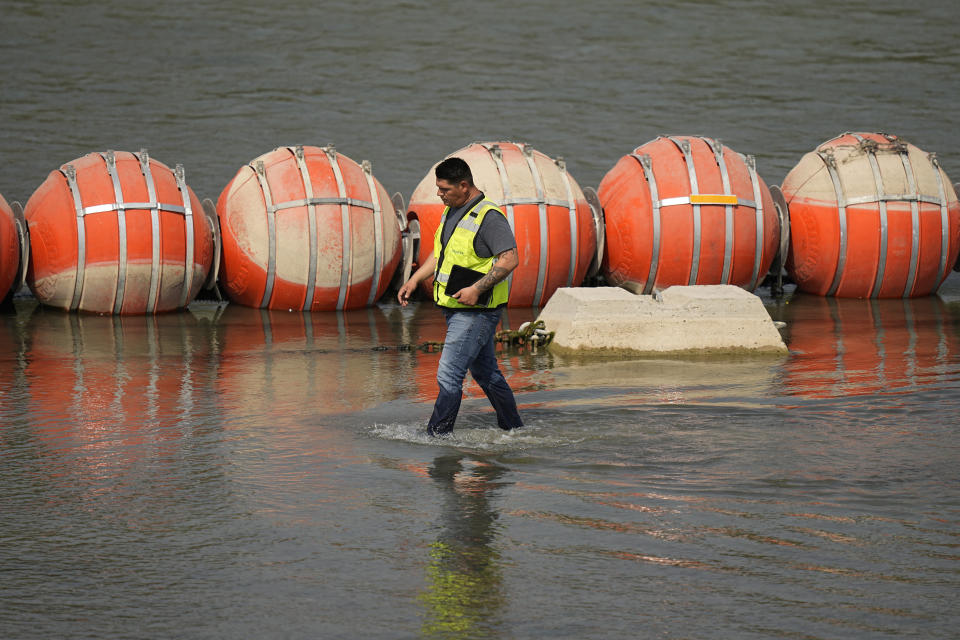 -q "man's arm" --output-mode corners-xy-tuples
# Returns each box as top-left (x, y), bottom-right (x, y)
(397, 254), (437, 306)
(451, 247), (518, 306)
